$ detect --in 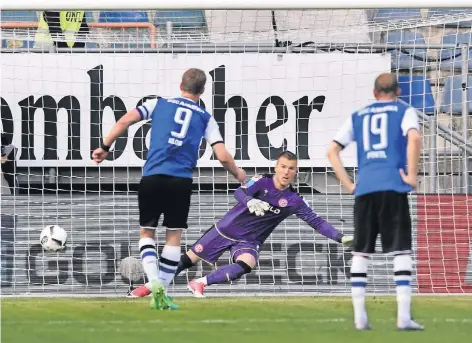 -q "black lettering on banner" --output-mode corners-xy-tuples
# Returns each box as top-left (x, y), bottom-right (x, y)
(286, 242), (324, 285)
(73, 242), (115, 285)
(256, 96), (288, 160)
(19, 240), (349, 289)
(0, 97), (14, 145)
(18, 95), (82, 160)
(326, 243), (351, 284)
(293, 96), (326, 160)
(197, 99), (207, 159)
(133, 96), (159, 160)
(209, 66), (249, 160)
(27, 244), (69, 285)
(3, 64), (329, 164)
(246, 243), (283, 285)
(88, 65), (128, 161)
